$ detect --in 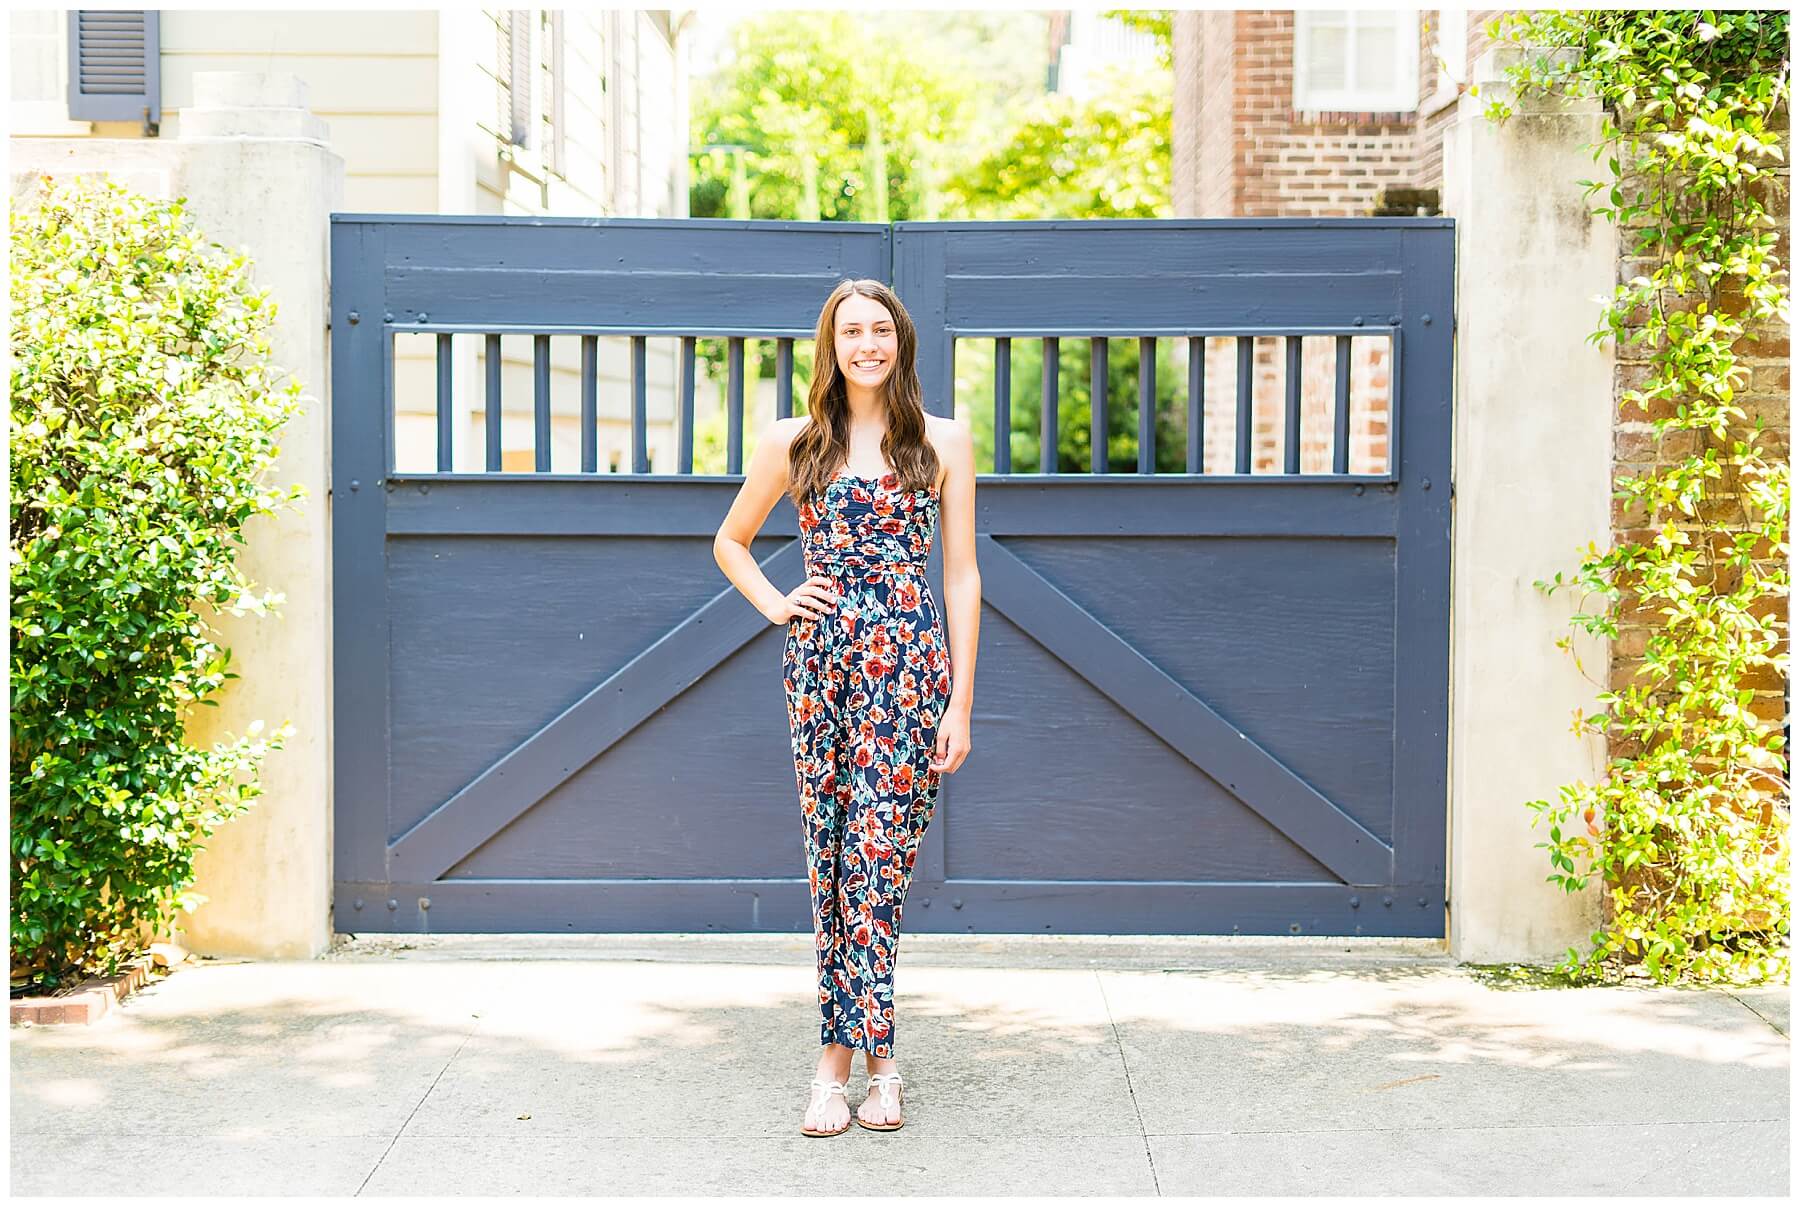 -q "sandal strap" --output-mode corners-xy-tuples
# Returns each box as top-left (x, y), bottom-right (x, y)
(810, 1078), (846, 1100)
(867, 1071), (903, 1109)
